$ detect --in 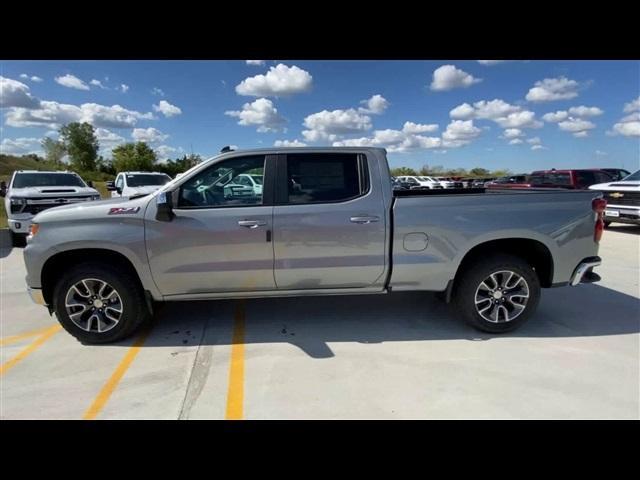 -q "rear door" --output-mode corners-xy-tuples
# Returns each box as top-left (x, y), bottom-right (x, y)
(272, 152), (387, 290)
